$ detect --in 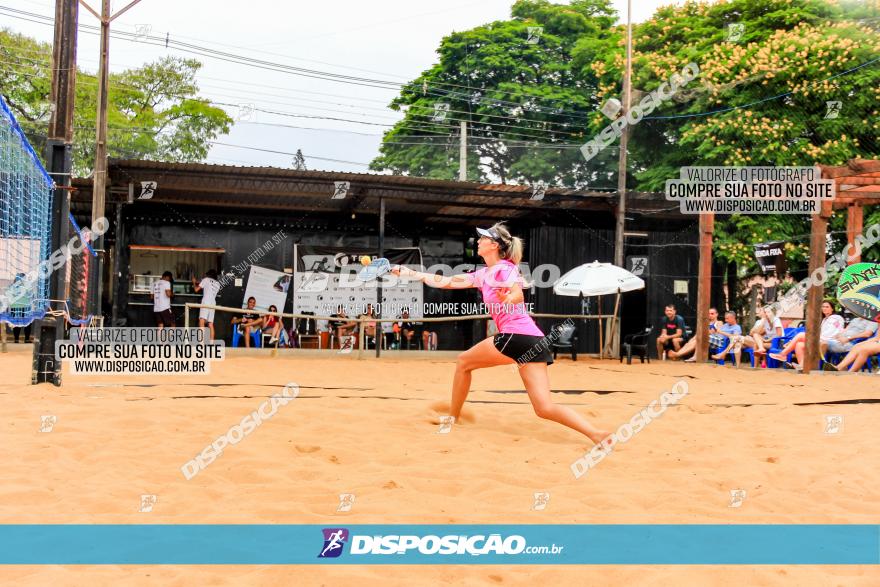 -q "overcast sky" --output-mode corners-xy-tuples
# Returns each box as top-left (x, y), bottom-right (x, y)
(7, 0), (683, 173)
